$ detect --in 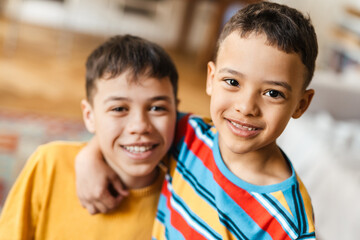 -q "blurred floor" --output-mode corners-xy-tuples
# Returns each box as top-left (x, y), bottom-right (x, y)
(0, 17), (210, 121)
